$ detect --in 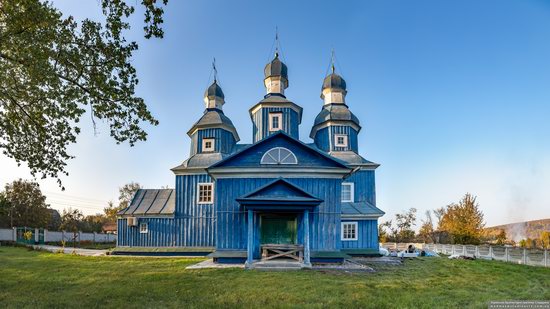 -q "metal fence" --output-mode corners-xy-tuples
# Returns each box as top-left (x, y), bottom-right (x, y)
(0, 227), (115, 243)
(380, 242), (549, 268)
